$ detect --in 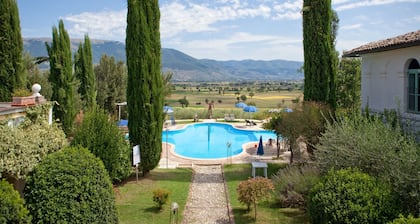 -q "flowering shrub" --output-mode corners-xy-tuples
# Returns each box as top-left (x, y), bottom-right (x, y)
(237, 177), (274, 220)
